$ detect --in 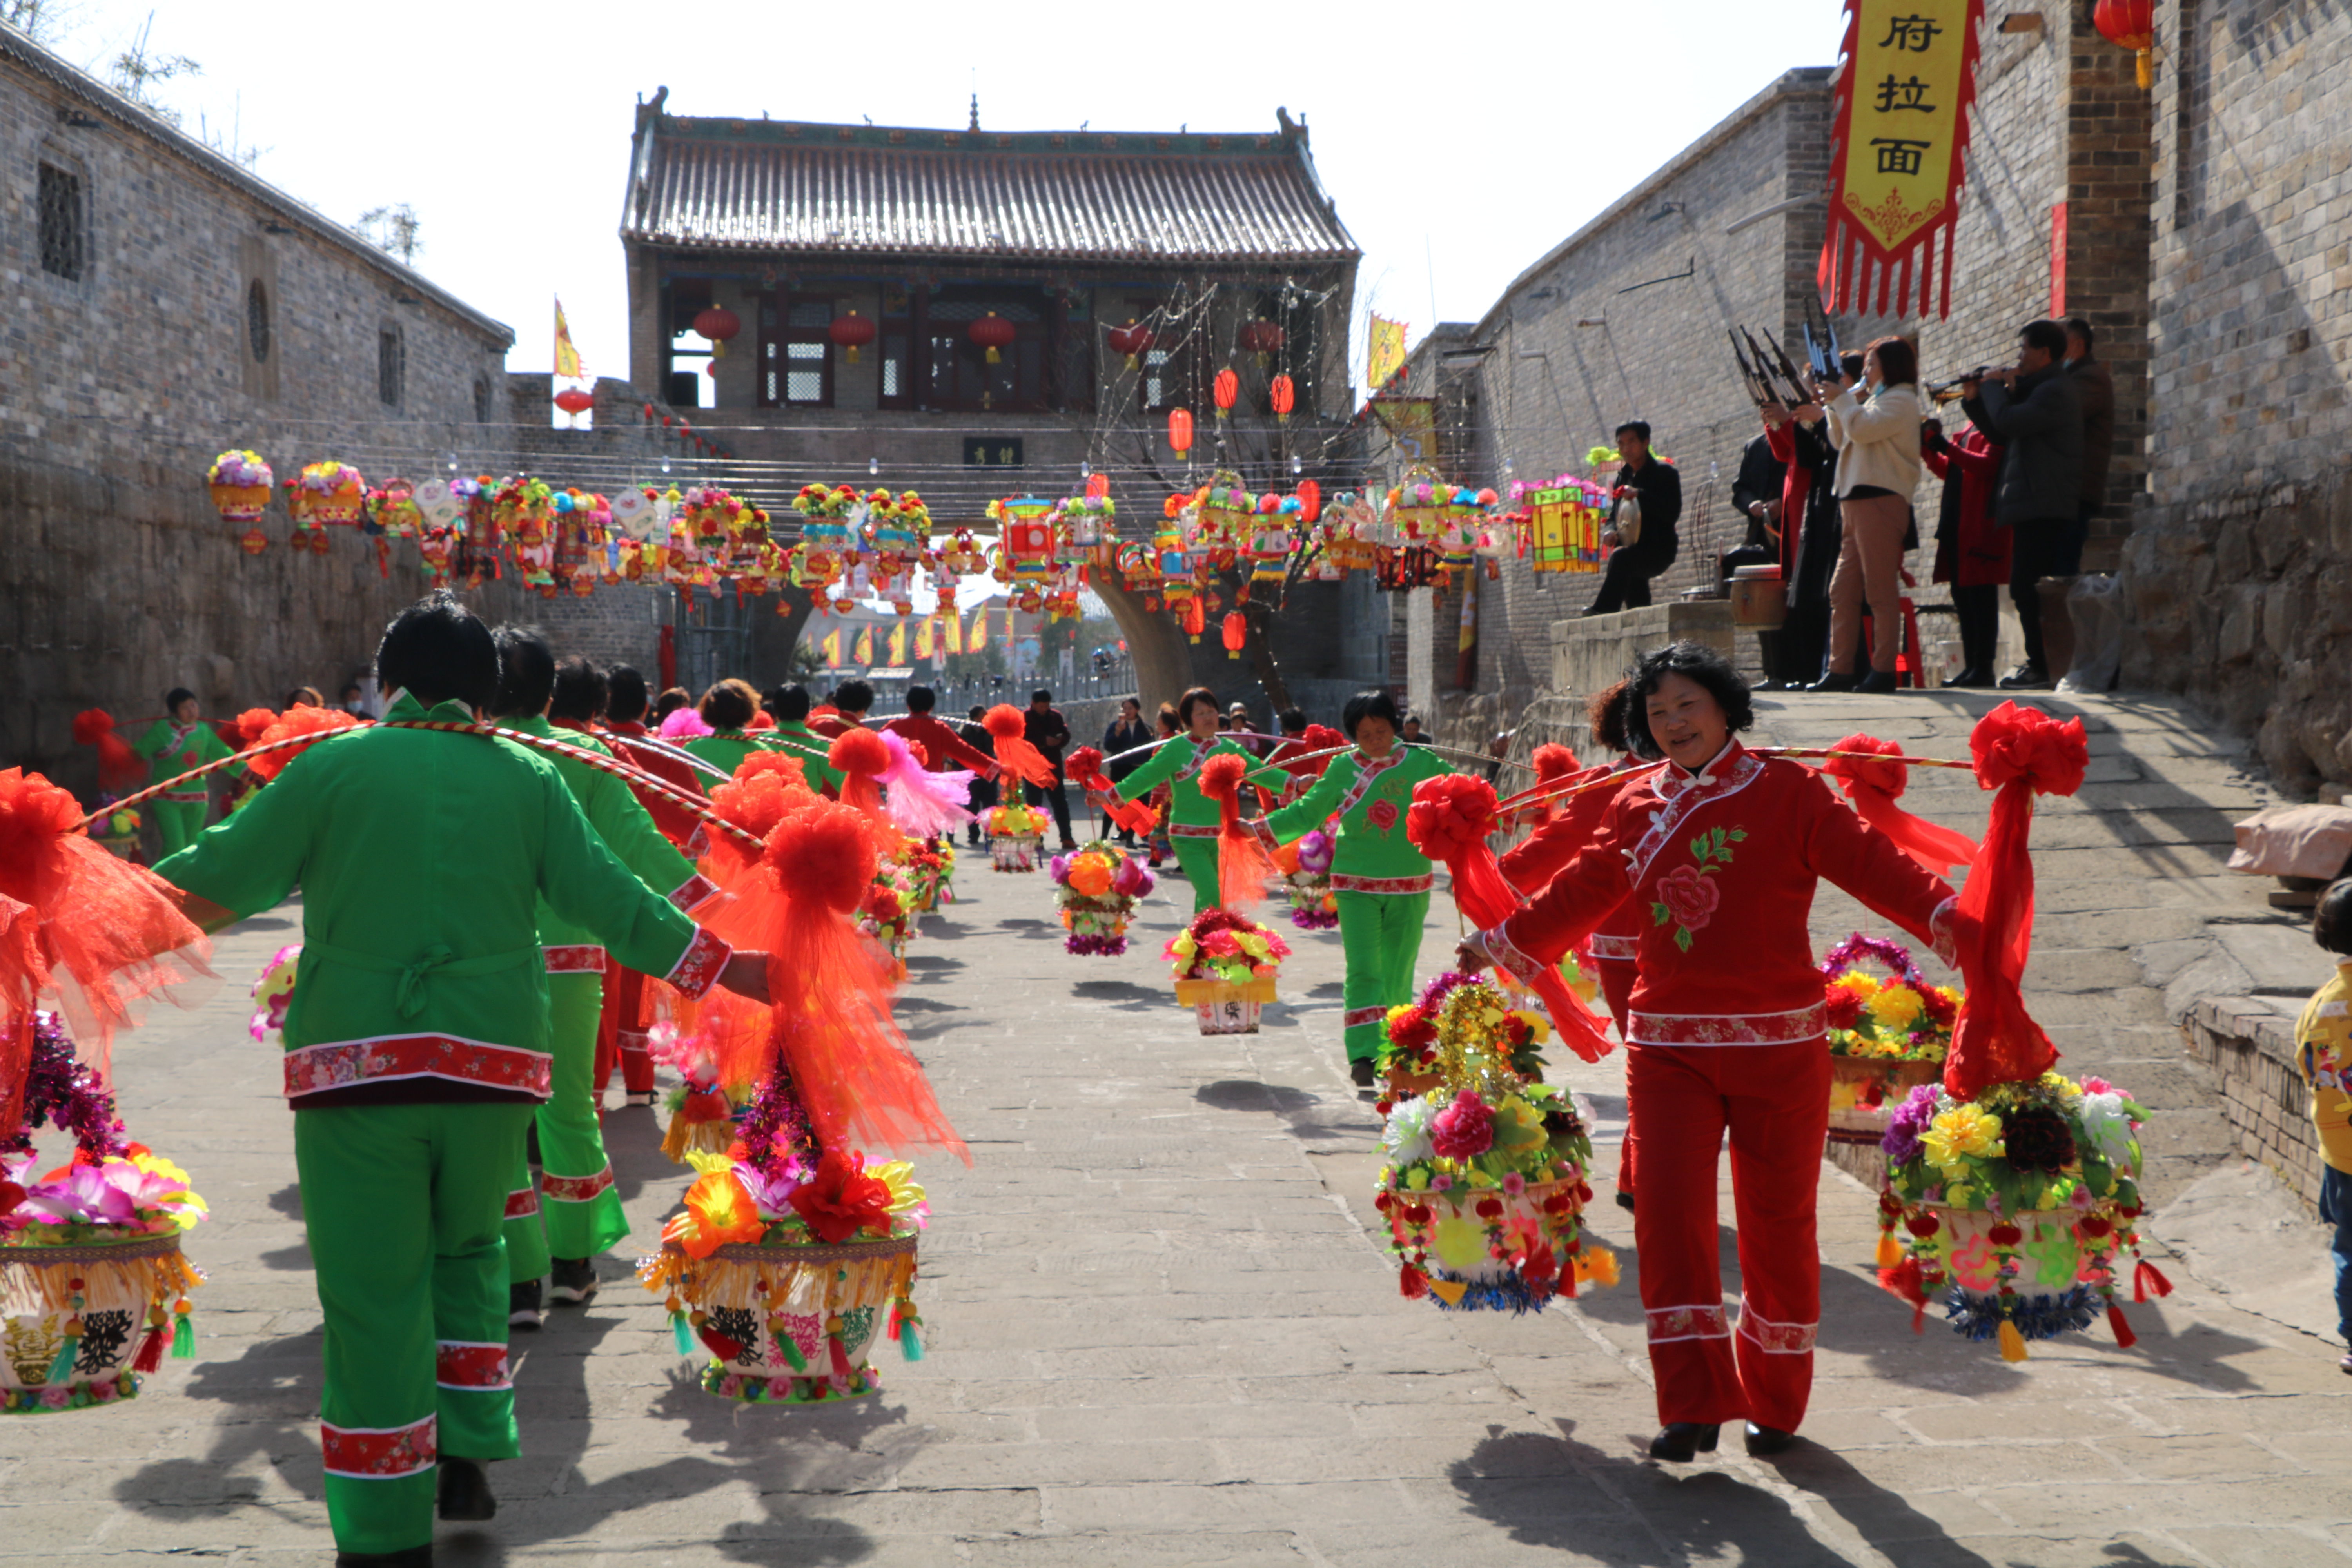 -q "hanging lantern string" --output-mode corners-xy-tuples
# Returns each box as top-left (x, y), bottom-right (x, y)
(79, 723), (766, 852)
